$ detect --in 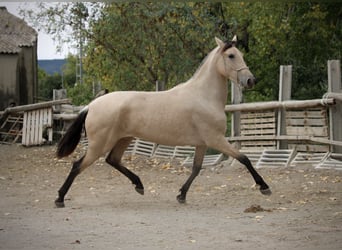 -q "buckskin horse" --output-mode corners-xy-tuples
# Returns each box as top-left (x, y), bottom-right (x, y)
(55, 36), (271, 208)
